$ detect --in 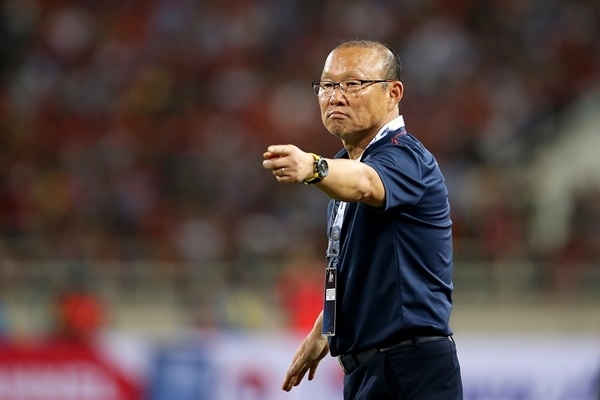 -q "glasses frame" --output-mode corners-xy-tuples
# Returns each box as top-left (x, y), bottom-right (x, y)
(312, 79), (394, 96)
